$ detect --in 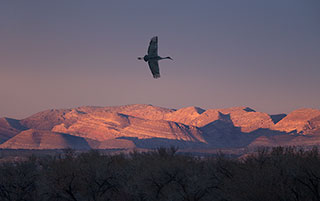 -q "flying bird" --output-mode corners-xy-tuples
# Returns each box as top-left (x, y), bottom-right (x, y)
(138, 36), (173, 79)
